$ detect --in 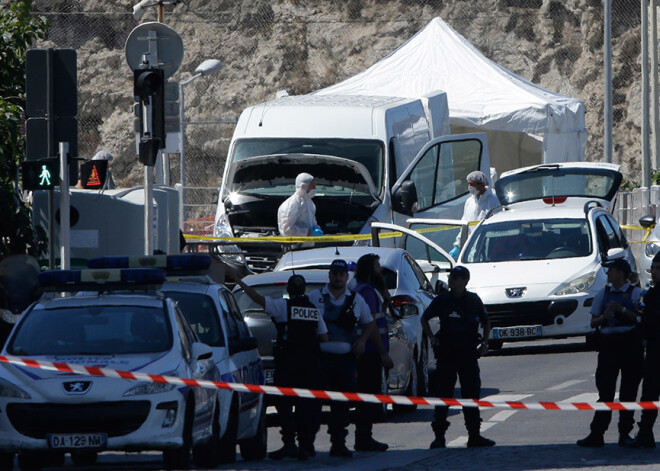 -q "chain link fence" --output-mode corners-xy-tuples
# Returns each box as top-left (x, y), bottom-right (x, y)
(32, 0), (649, 225)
